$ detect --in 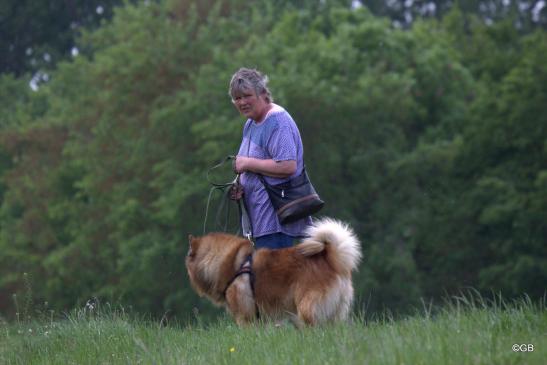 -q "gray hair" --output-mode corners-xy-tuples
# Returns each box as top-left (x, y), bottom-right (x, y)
(229, 68), (273, 103)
